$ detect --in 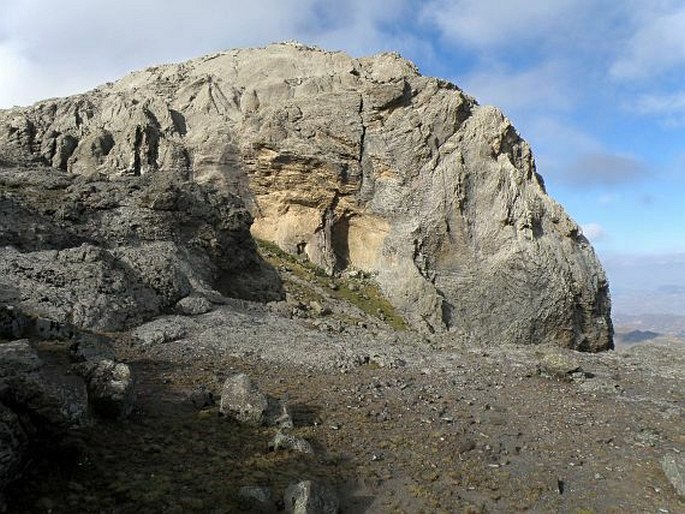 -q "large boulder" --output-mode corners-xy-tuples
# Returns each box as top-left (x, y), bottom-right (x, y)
(0, 403), (28, 501)
(0, 340), (89, 496)
(0, 42), (612, 349)
(0, 340), (89, 431)
(72, 359), (136, 421)
(219, 373), (292, 428)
